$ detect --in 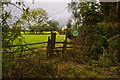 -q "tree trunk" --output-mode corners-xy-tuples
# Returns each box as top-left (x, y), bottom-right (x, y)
(113, 2), (119, 21)
(24, 31), (25, 34)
